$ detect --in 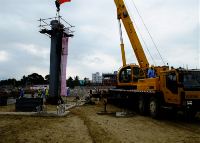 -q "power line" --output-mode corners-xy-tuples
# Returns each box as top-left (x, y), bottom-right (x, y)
(131, 0), (165, 65)
(124, 0), (156, 66)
